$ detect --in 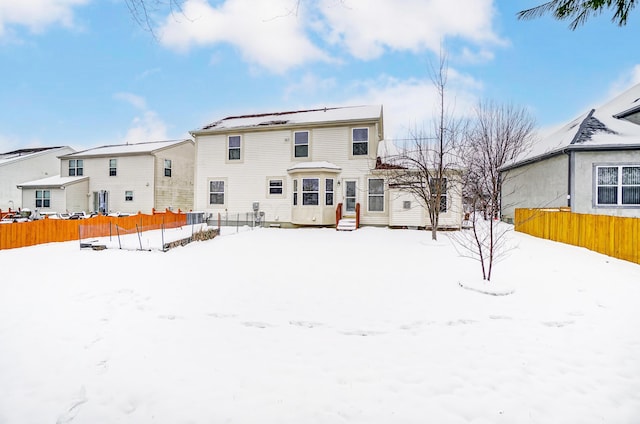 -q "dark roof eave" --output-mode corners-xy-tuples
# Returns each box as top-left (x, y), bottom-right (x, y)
(500, 143), (640, 172)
